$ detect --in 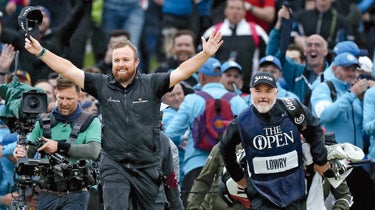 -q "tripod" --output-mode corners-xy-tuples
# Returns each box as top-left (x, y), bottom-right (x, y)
(9, 128), (49, 210)
(9, 175), (33, 210)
